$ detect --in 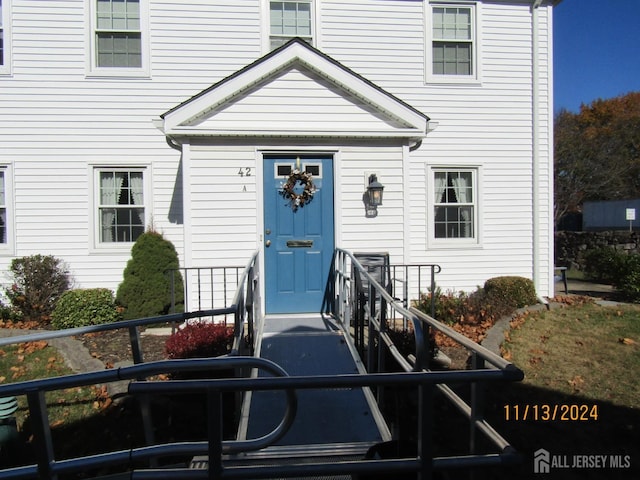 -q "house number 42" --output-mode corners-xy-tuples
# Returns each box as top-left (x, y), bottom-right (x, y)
(238, 167), (252, 177)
